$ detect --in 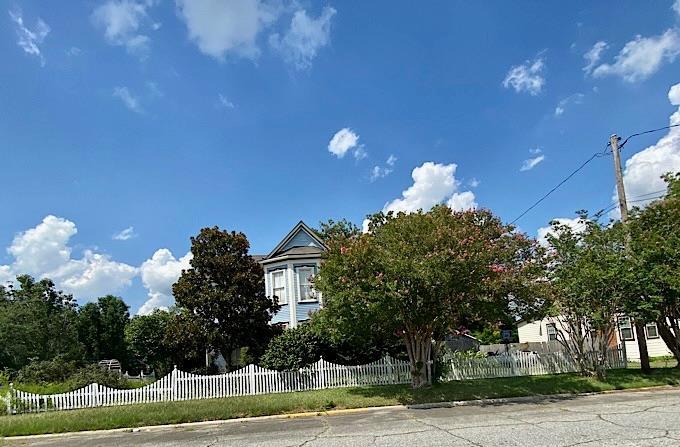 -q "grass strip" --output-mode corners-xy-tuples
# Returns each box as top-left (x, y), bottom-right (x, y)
(2, 367), (679, 437)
